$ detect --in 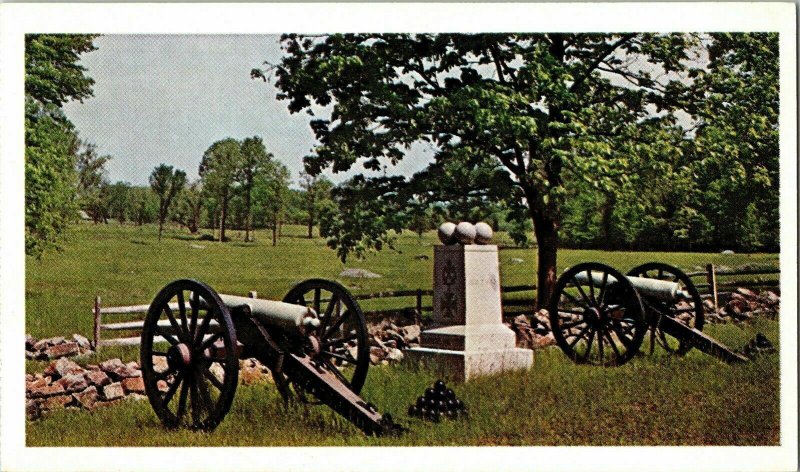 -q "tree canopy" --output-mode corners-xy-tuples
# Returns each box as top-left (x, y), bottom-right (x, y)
(25, 34), (97, 256)
(150, 164), (187, 241)
(262, 33), (743, 305)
